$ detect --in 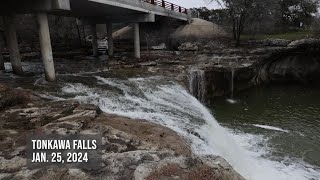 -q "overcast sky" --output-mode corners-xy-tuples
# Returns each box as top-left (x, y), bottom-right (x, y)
(169, 0), (221, 9)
